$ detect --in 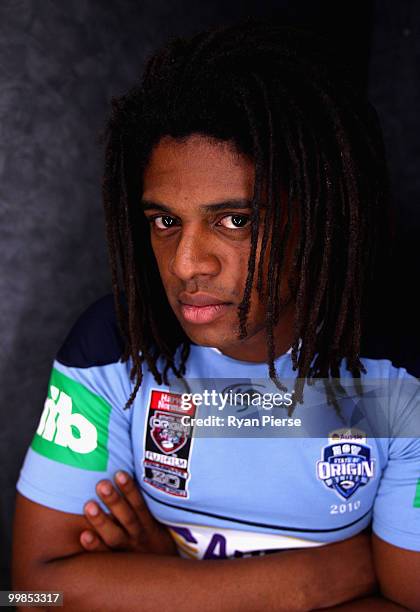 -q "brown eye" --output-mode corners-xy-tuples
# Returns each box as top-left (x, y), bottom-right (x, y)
(218, 214), (250, 229)
(150, 215), (178, 229)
